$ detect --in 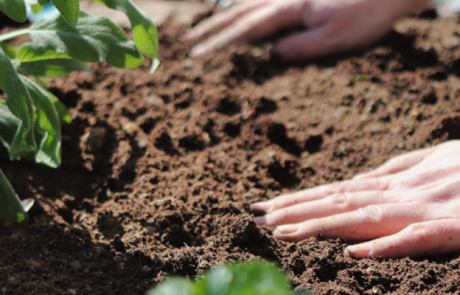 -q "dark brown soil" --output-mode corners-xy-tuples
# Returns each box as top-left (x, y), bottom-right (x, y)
(1, 14), (460, 295)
